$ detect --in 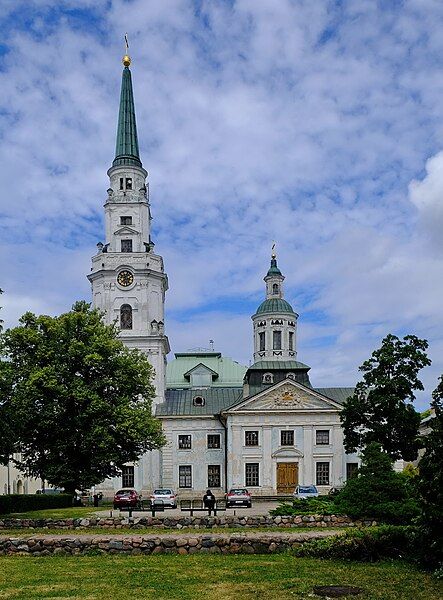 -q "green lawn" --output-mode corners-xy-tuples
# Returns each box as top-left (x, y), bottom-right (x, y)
(0, 555), (440, 599)
(0, 506), (110, 520)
